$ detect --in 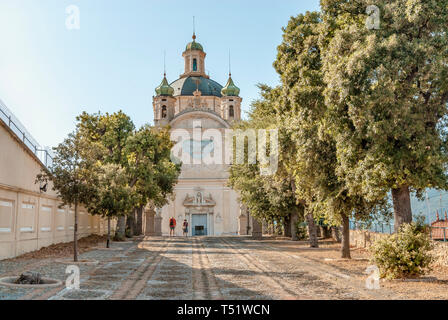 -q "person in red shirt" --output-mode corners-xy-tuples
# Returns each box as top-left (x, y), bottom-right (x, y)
(169, 217), (176, 237)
